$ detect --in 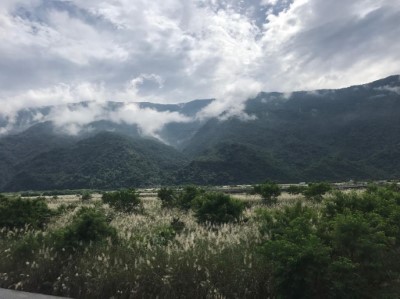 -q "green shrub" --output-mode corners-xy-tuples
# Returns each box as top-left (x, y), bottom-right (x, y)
(258, 186), (400, 298)
(102, 189), (142, 213)
(12, 232), (45, 261)
(253, 181), (281, 204)
(157, 187), (177, 208)
(170, 217), (185, 233)
(303, 182), (332, 202)
(81, 191), (92, 201)
(259, 202), (330, 298)
(53, 207), (117, 250)
(149, 218), (185, 246)
(55, 203), (78, 216)
(176, 186), (205, 210)
(192, 192), (245, 224)
(0, 195), (53, 229)
(287, 185), (307, 195)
